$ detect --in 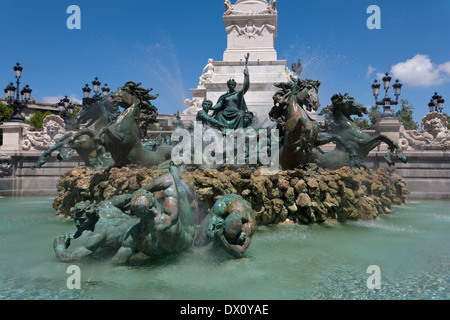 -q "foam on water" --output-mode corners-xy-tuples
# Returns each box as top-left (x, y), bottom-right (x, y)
(0, 197), (449, 300)
(347, 219), (419, 234)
